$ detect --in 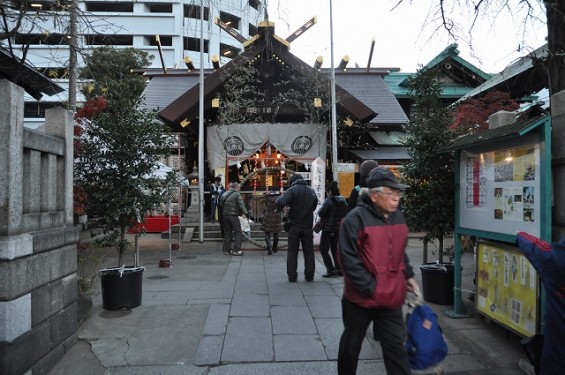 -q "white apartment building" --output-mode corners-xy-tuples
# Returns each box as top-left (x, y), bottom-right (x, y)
(6, 0), (263, 126)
